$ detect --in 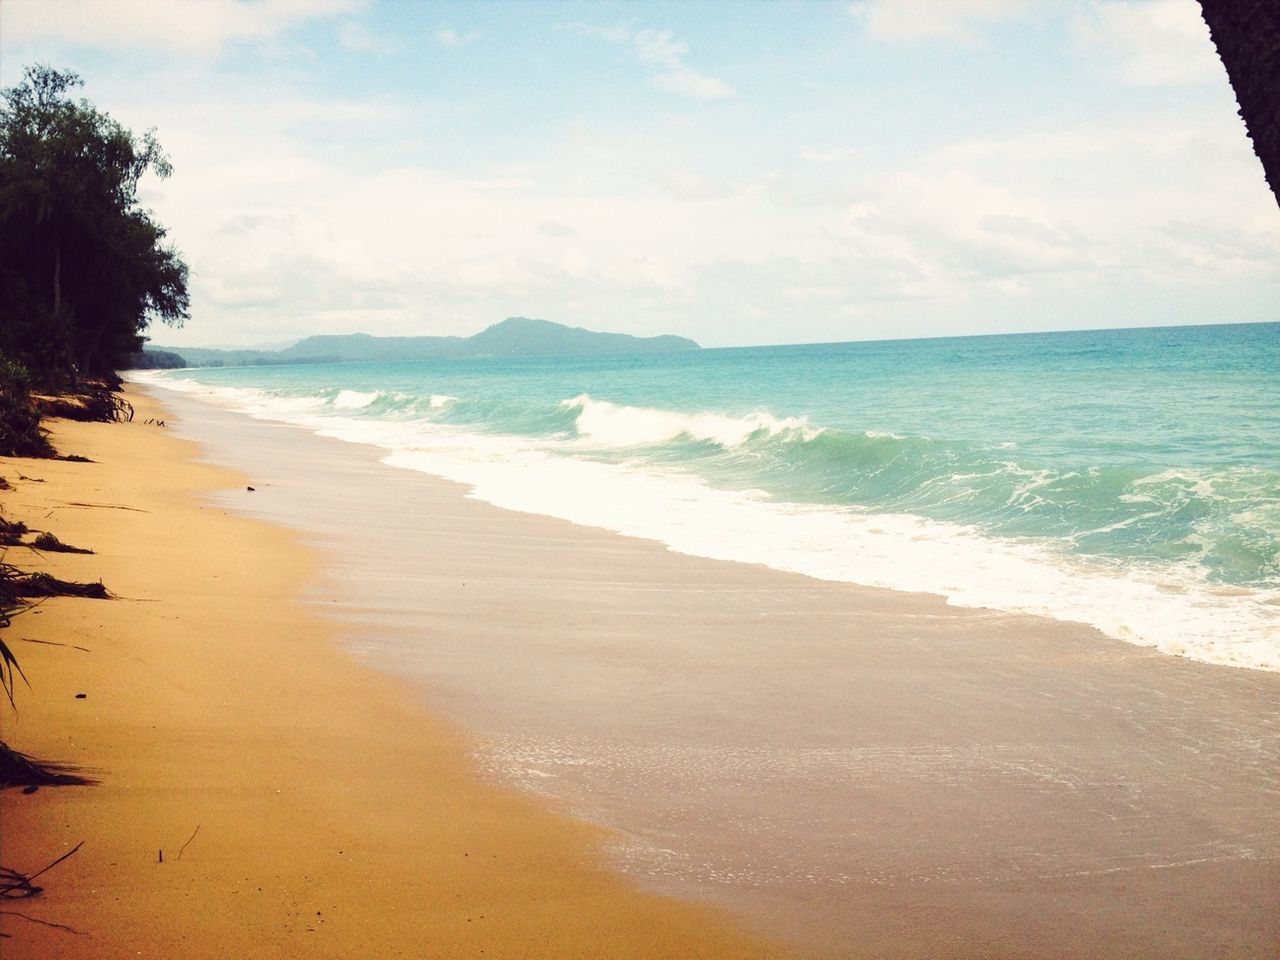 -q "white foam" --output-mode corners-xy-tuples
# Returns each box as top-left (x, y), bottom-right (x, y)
(133, 373), (327, 418)
(562, 394), (821, 449)
(333, 389), (381, 410)
(377, 442), (1279, 671)
(142, 373), (1280, 672)
(429, 394), (457, 409)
